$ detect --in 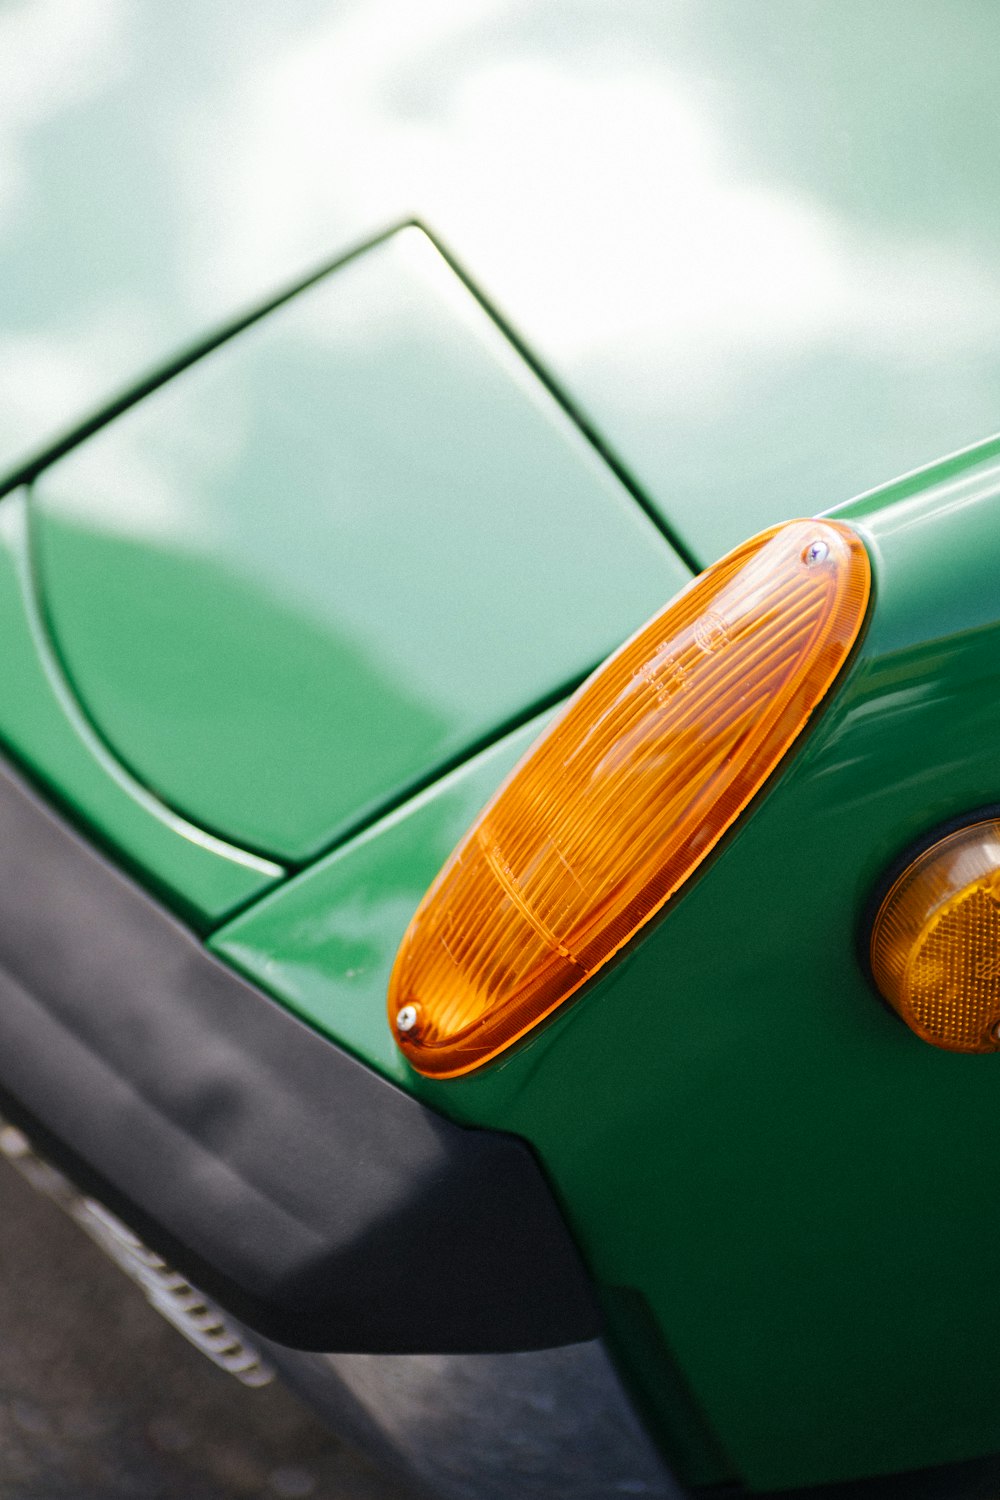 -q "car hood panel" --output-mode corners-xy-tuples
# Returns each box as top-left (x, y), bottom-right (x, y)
(30, 227), (688, 862)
